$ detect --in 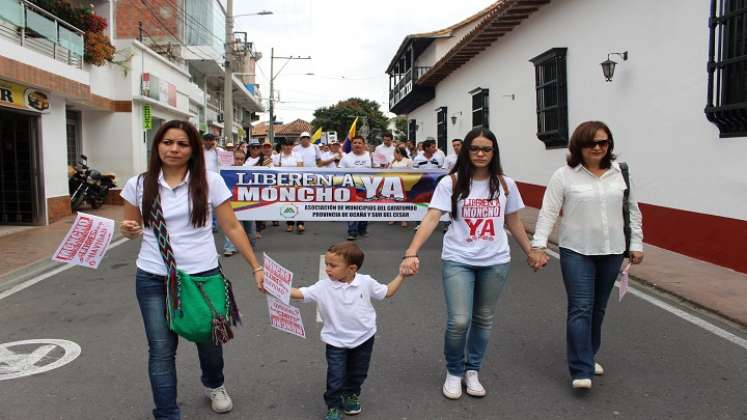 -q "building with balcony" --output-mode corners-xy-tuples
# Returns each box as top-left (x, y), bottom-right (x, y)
(384, 0), (747, 274)
(0, 0), (265, 226)
(0, 0), (129, 225)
